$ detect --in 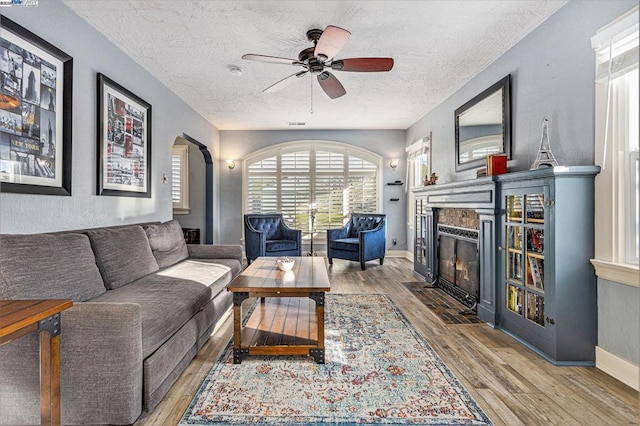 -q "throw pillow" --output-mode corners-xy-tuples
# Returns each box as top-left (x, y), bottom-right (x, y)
(86, 225), (159, 290)
(143, 220), (189, 269)
(0, 233), (107, 301)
